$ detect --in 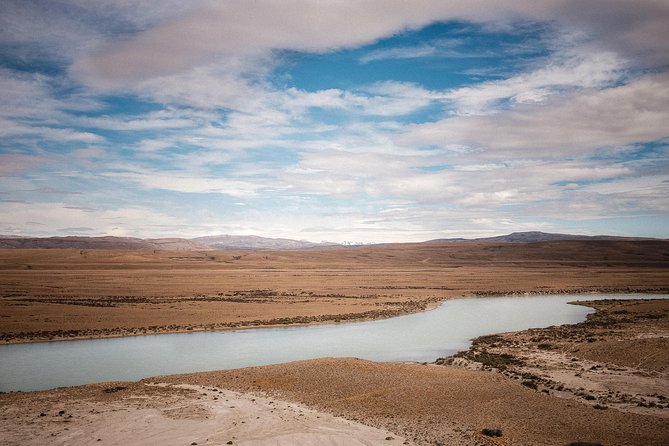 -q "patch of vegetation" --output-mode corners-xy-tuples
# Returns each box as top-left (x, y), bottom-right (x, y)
(434, 357), (453, 366)
(521, 380), (538, 390)
(481, 428), (503, 437)
(473, 334), (503, 345)
(521, 372), (541, 380)
(467, 352), (524, 370)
